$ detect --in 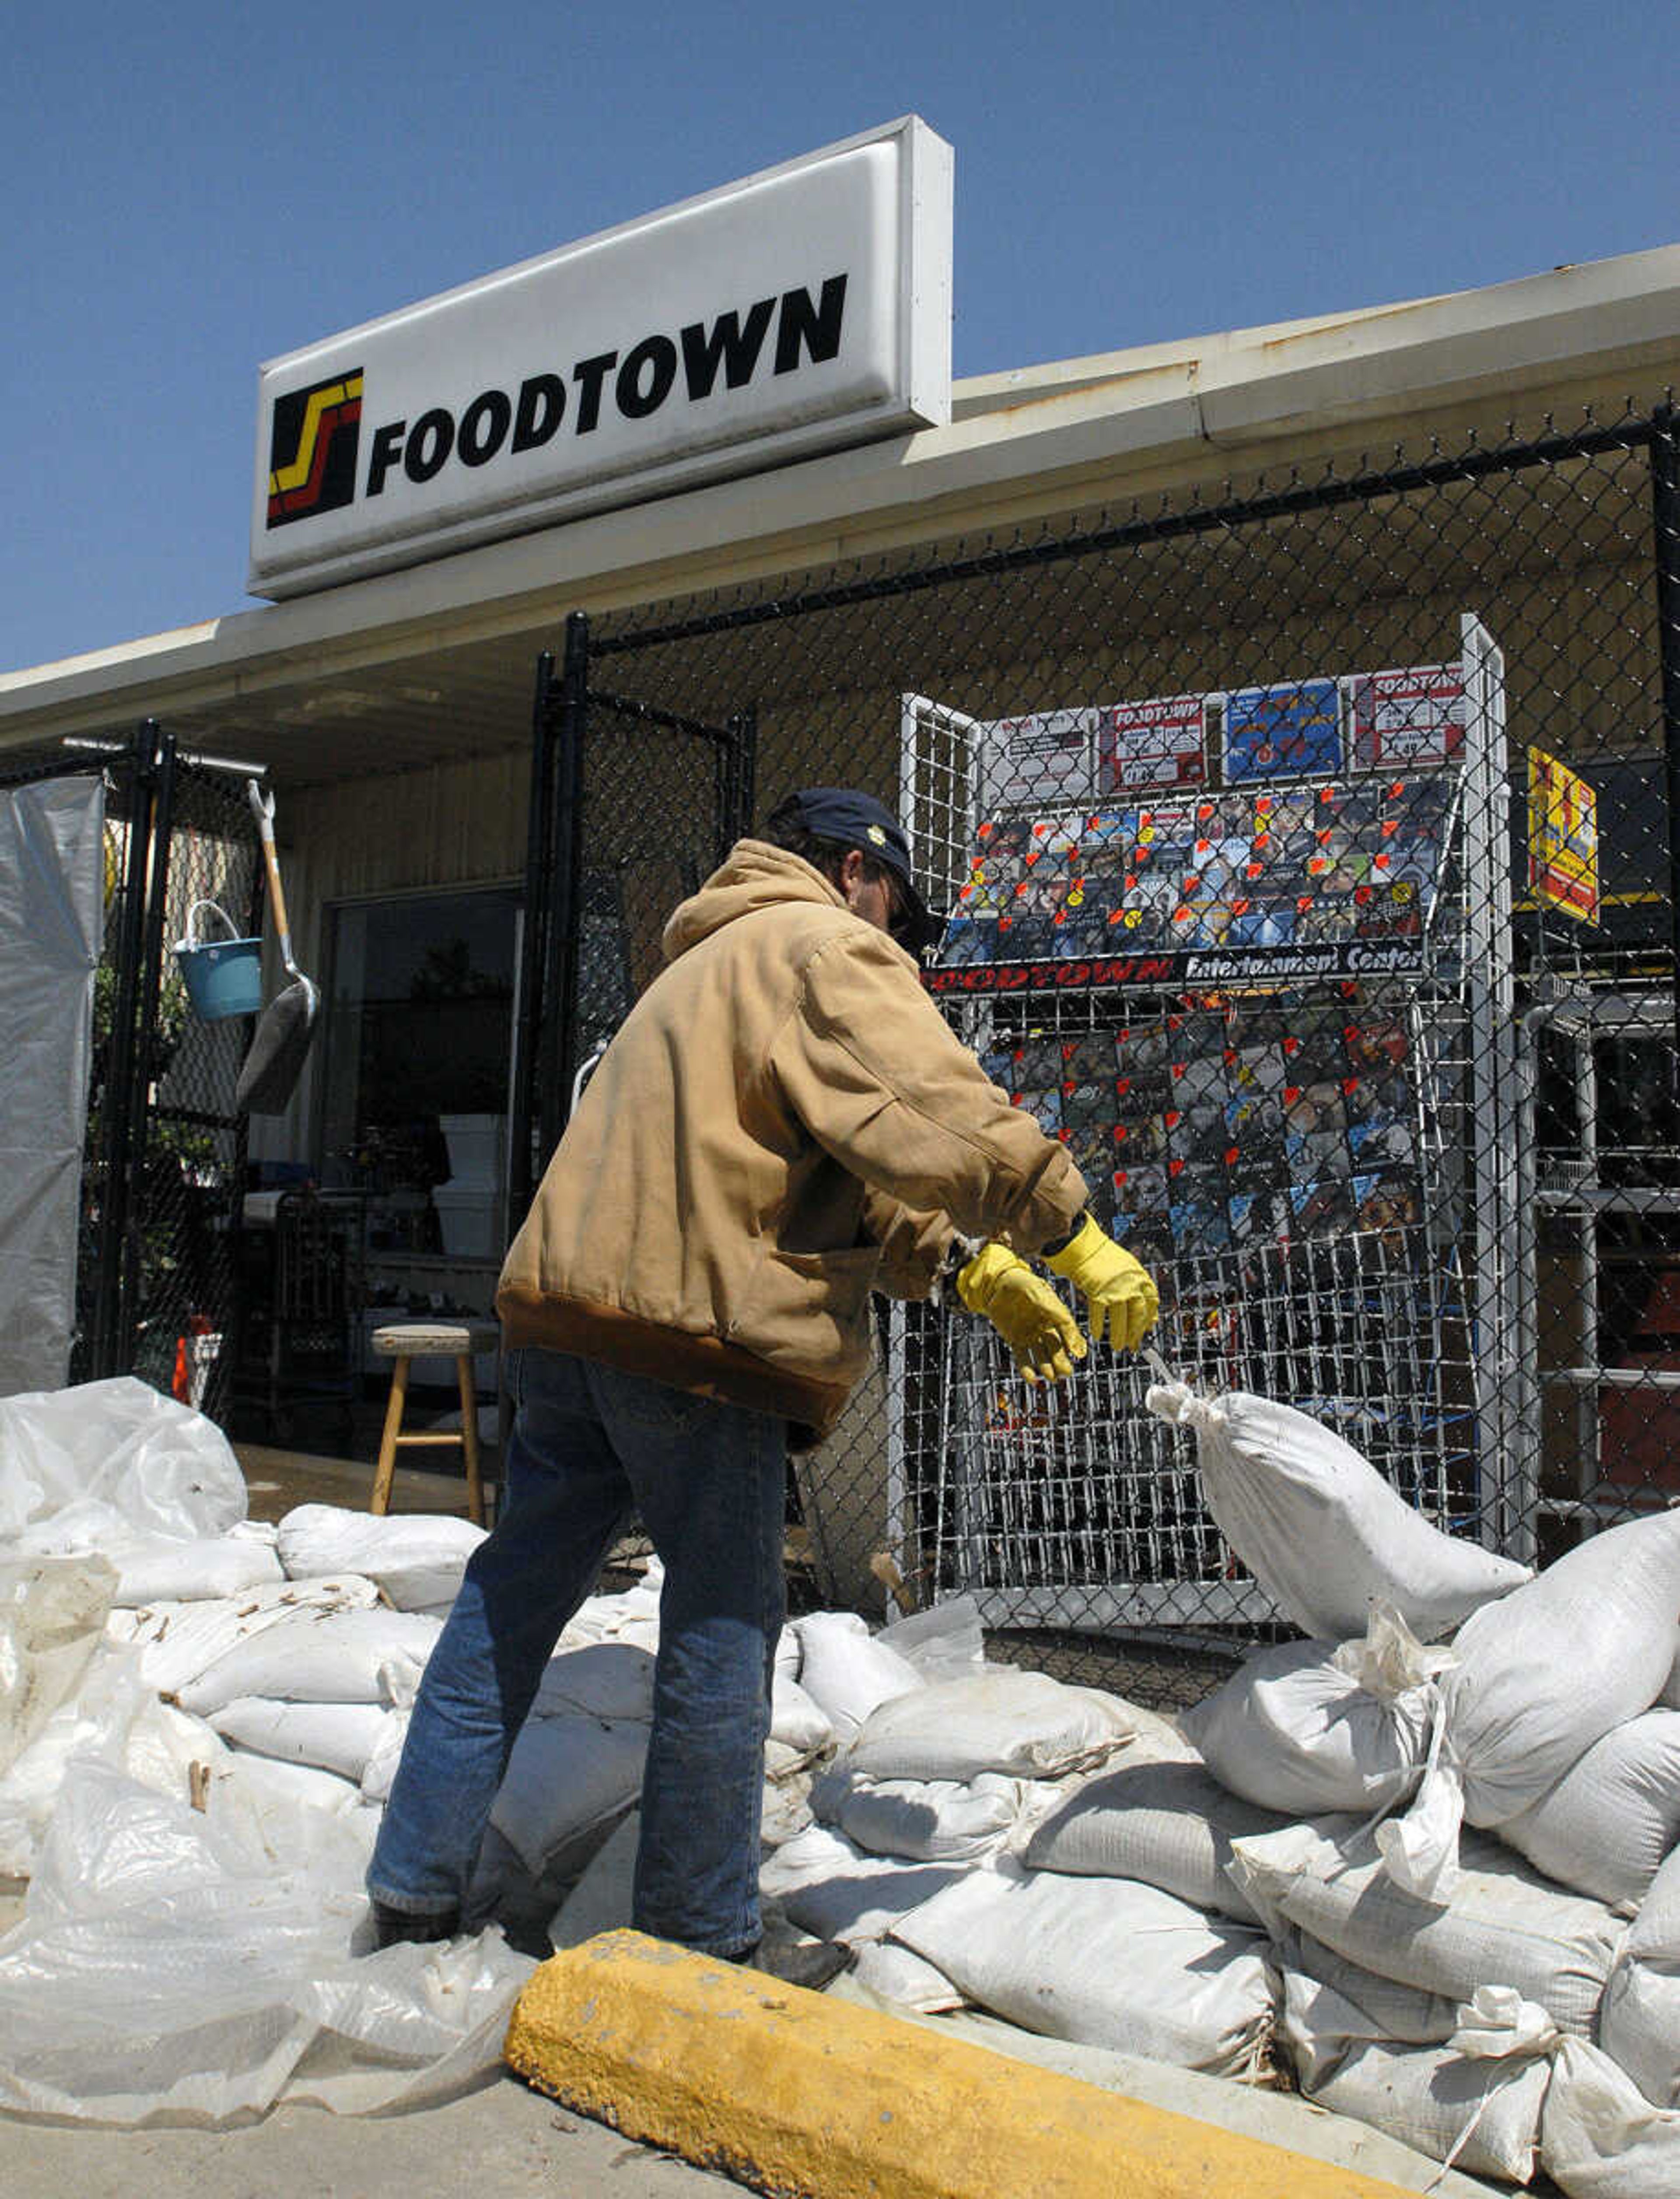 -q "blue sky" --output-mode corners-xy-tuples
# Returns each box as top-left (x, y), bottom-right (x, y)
(3, 0), (1673, 673)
